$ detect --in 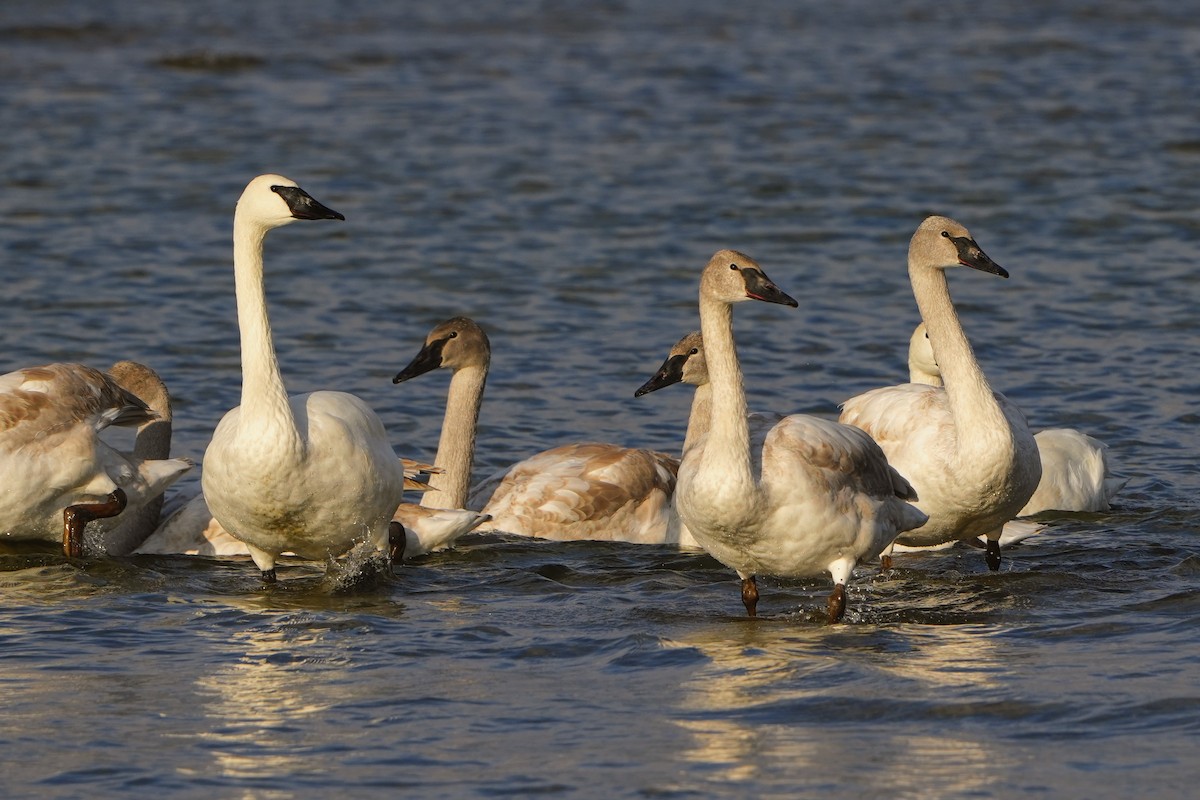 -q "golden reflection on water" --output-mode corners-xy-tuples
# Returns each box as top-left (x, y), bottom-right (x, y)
(190, 622), (340, 797)
(668, 622), (1021, 797)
